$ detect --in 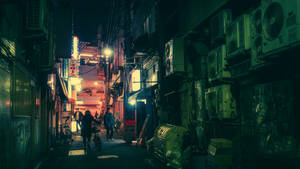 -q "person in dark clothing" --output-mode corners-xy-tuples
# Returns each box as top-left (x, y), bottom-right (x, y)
(104, 112), (115, 140)
(81, 110), (99, 150)
(95, 111), (99, 120)
(74, 111), (83, 133)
